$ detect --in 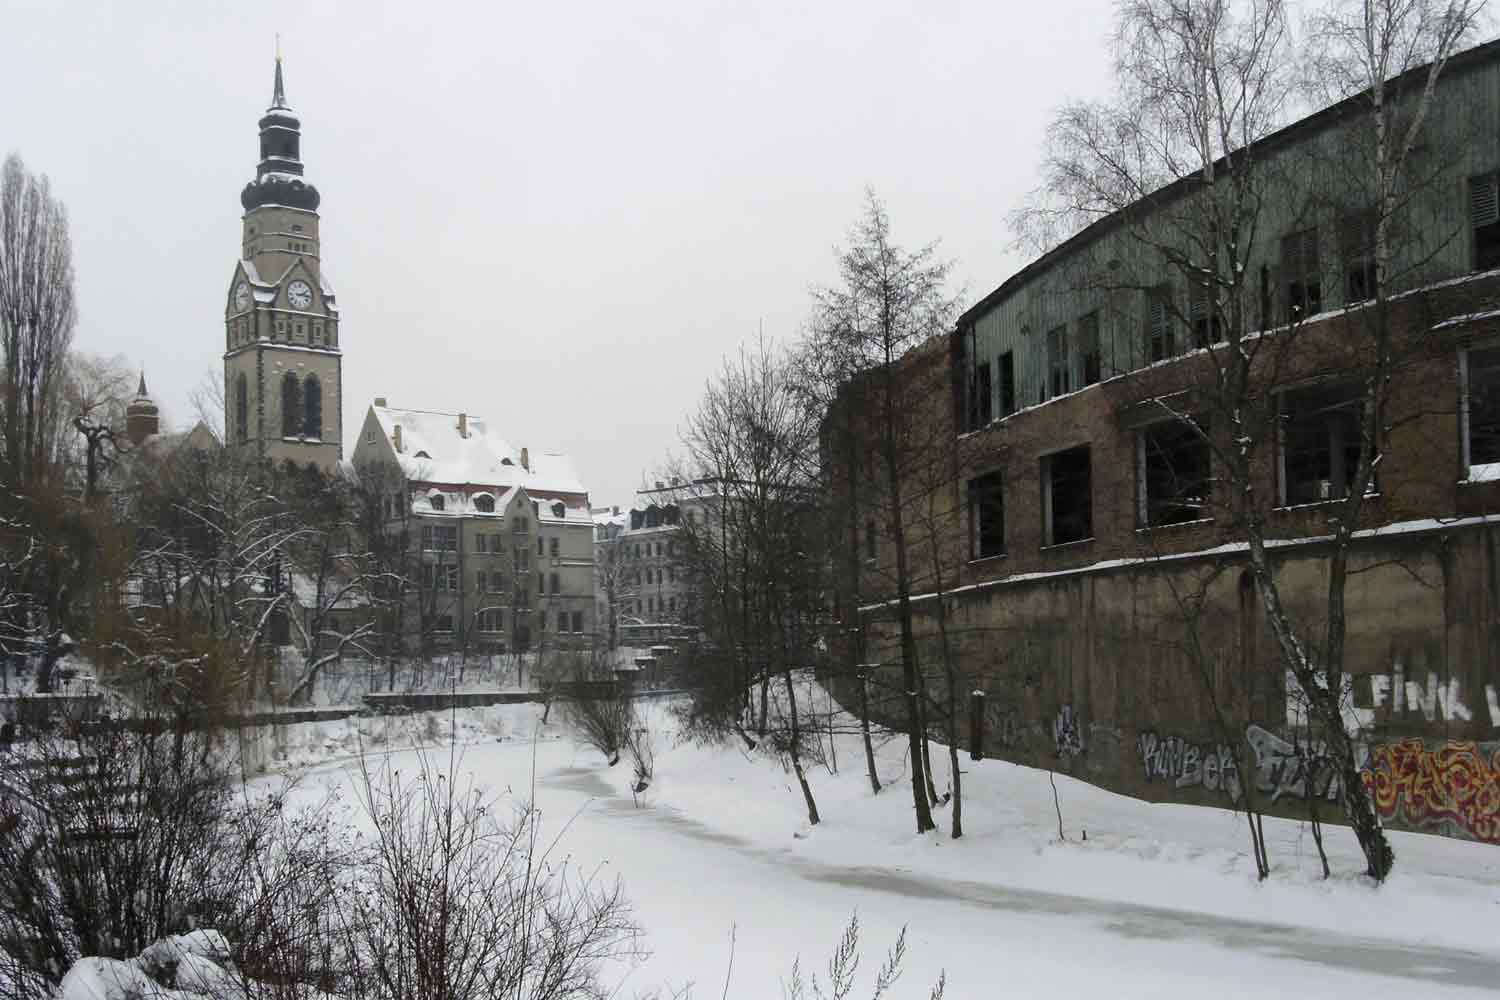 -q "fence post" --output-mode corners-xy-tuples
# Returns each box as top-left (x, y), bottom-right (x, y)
(969, 690), (986, 761)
